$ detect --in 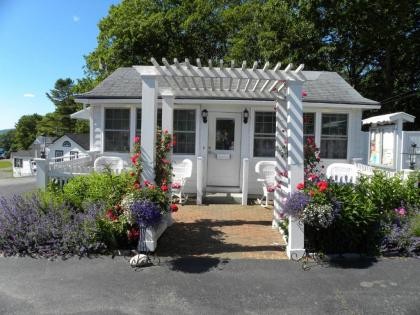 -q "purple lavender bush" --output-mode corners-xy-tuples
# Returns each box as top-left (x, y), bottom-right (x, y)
(283, 191), (310, 217)
(131, 200), (162, 227)
(0, 194), (104, 258)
